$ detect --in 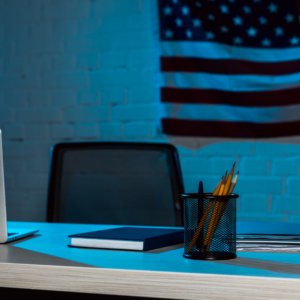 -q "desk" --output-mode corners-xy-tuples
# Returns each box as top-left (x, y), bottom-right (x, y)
(2, 222), (300, 300)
